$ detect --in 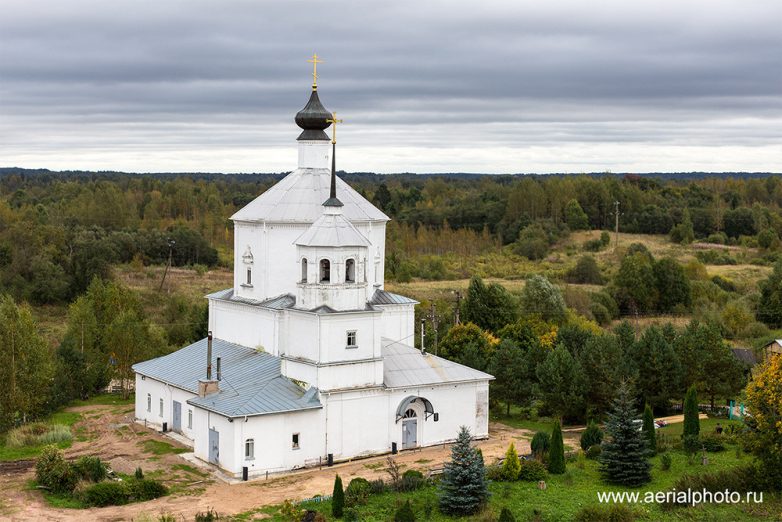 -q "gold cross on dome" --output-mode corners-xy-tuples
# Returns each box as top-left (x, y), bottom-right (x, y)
(307, 53), (323, 89)
(326, 112), (343, 144)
